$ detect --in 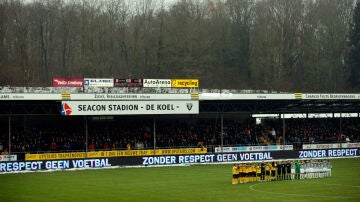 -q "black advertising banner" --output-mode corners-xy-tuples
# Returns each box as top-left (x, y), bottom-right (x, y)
(1, 148), (359, 172)
(114, 78), (143, 87)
